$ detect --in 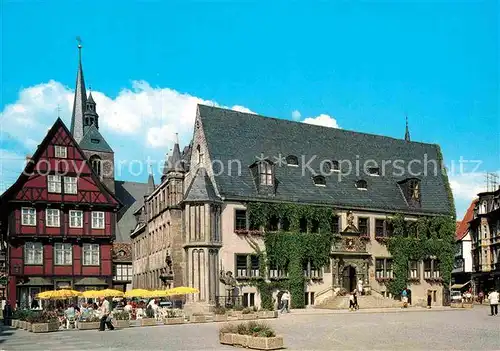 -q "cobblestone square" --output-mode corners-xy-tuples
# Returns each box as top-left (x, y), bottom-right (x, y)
(1, 307), (498, 350)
